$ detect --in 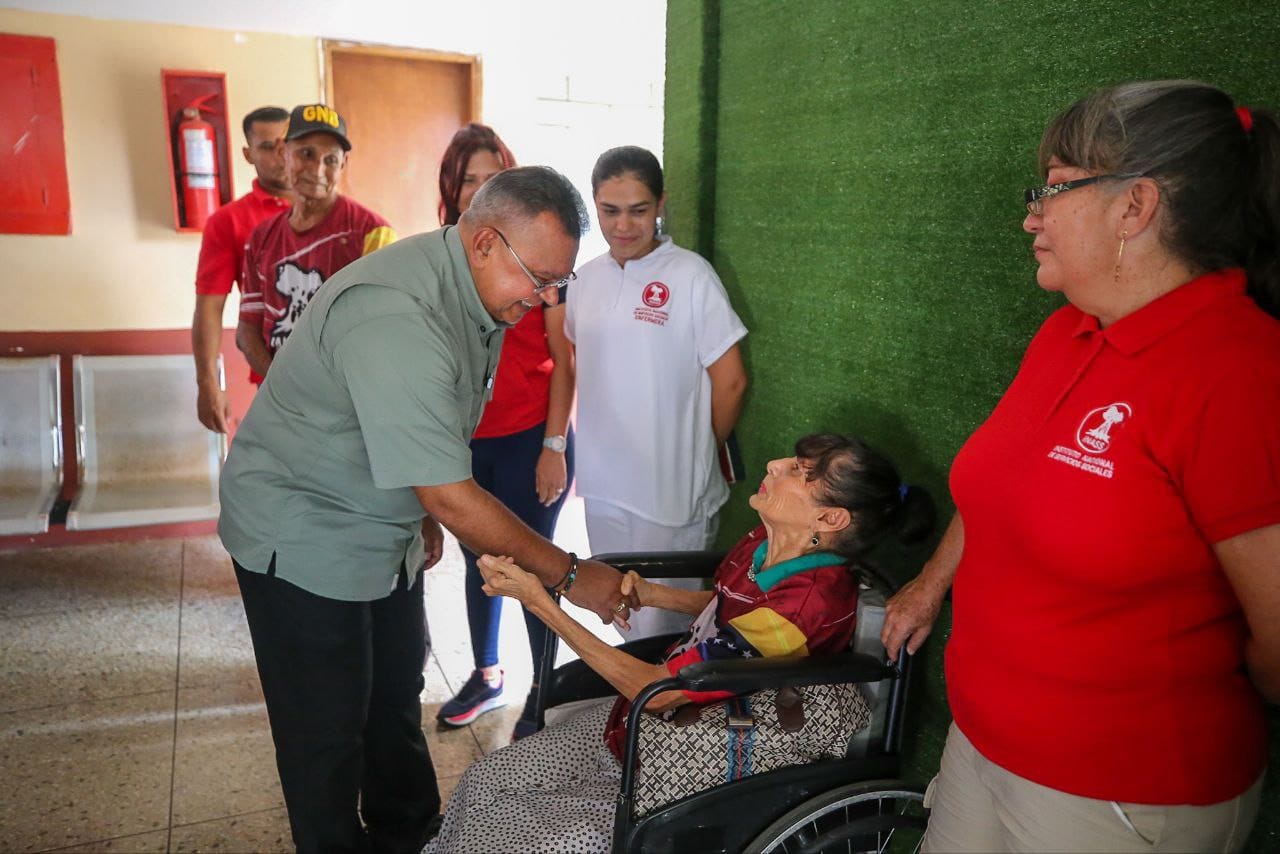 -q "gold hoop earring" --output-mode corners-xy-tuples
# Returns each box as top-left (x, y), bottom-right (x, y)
(1114, 230), (1127, 284)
